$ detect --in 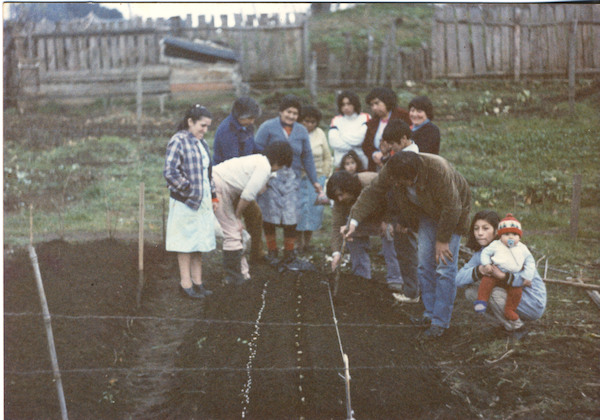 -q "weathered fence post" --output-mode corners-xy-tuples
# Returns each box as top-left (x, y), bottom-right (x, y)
(570, 174), (582, 240)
